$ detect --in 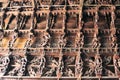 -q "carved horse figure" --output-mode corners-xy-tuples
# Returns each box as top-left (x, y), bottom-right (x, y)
(28, 53), (46, 76)
(44, 56), (59, 76)
(8, 55), (27, 76)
